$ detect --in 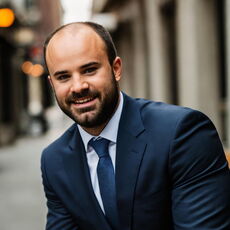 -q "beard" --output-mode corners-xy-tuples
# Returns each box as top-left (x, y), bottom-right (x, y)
(54, 72), (120, 129)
